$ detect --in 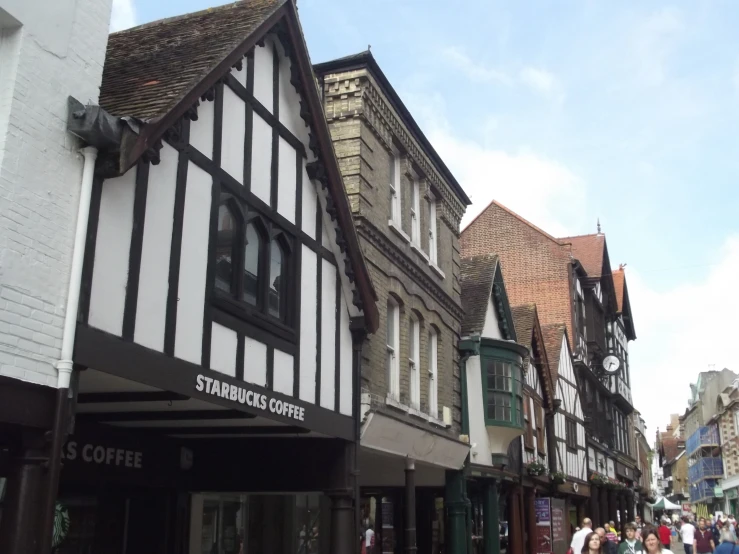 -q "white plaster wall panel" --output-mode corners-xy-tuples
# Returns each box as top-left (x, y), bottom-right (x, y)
(88, 170), (136, 336)
(250, 113), (272, 204)
(134, 144), (178, 351)
(339, 293), (353, 416)
(252, 41), (273, 113)
(277, 137), (296, 223)
(301, 164), (317, 238)
(0, 0), (112, 386)
(466, 356), (492, 465)
(299, 245), (317, 403)
(277, 47), (309, 146)
(322, 212), (330, 247)
(174, 162), (212, 364)
(189, 98), (214, 160)
(210, 322), (237, 377)
(243, 335), (267, 387)
(273, 349), (294, 396)
(320, 259), (336, 410)
(231, 63), (247, 89)
(482, 298), (503, 340)
(221, 85), (246, 184)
